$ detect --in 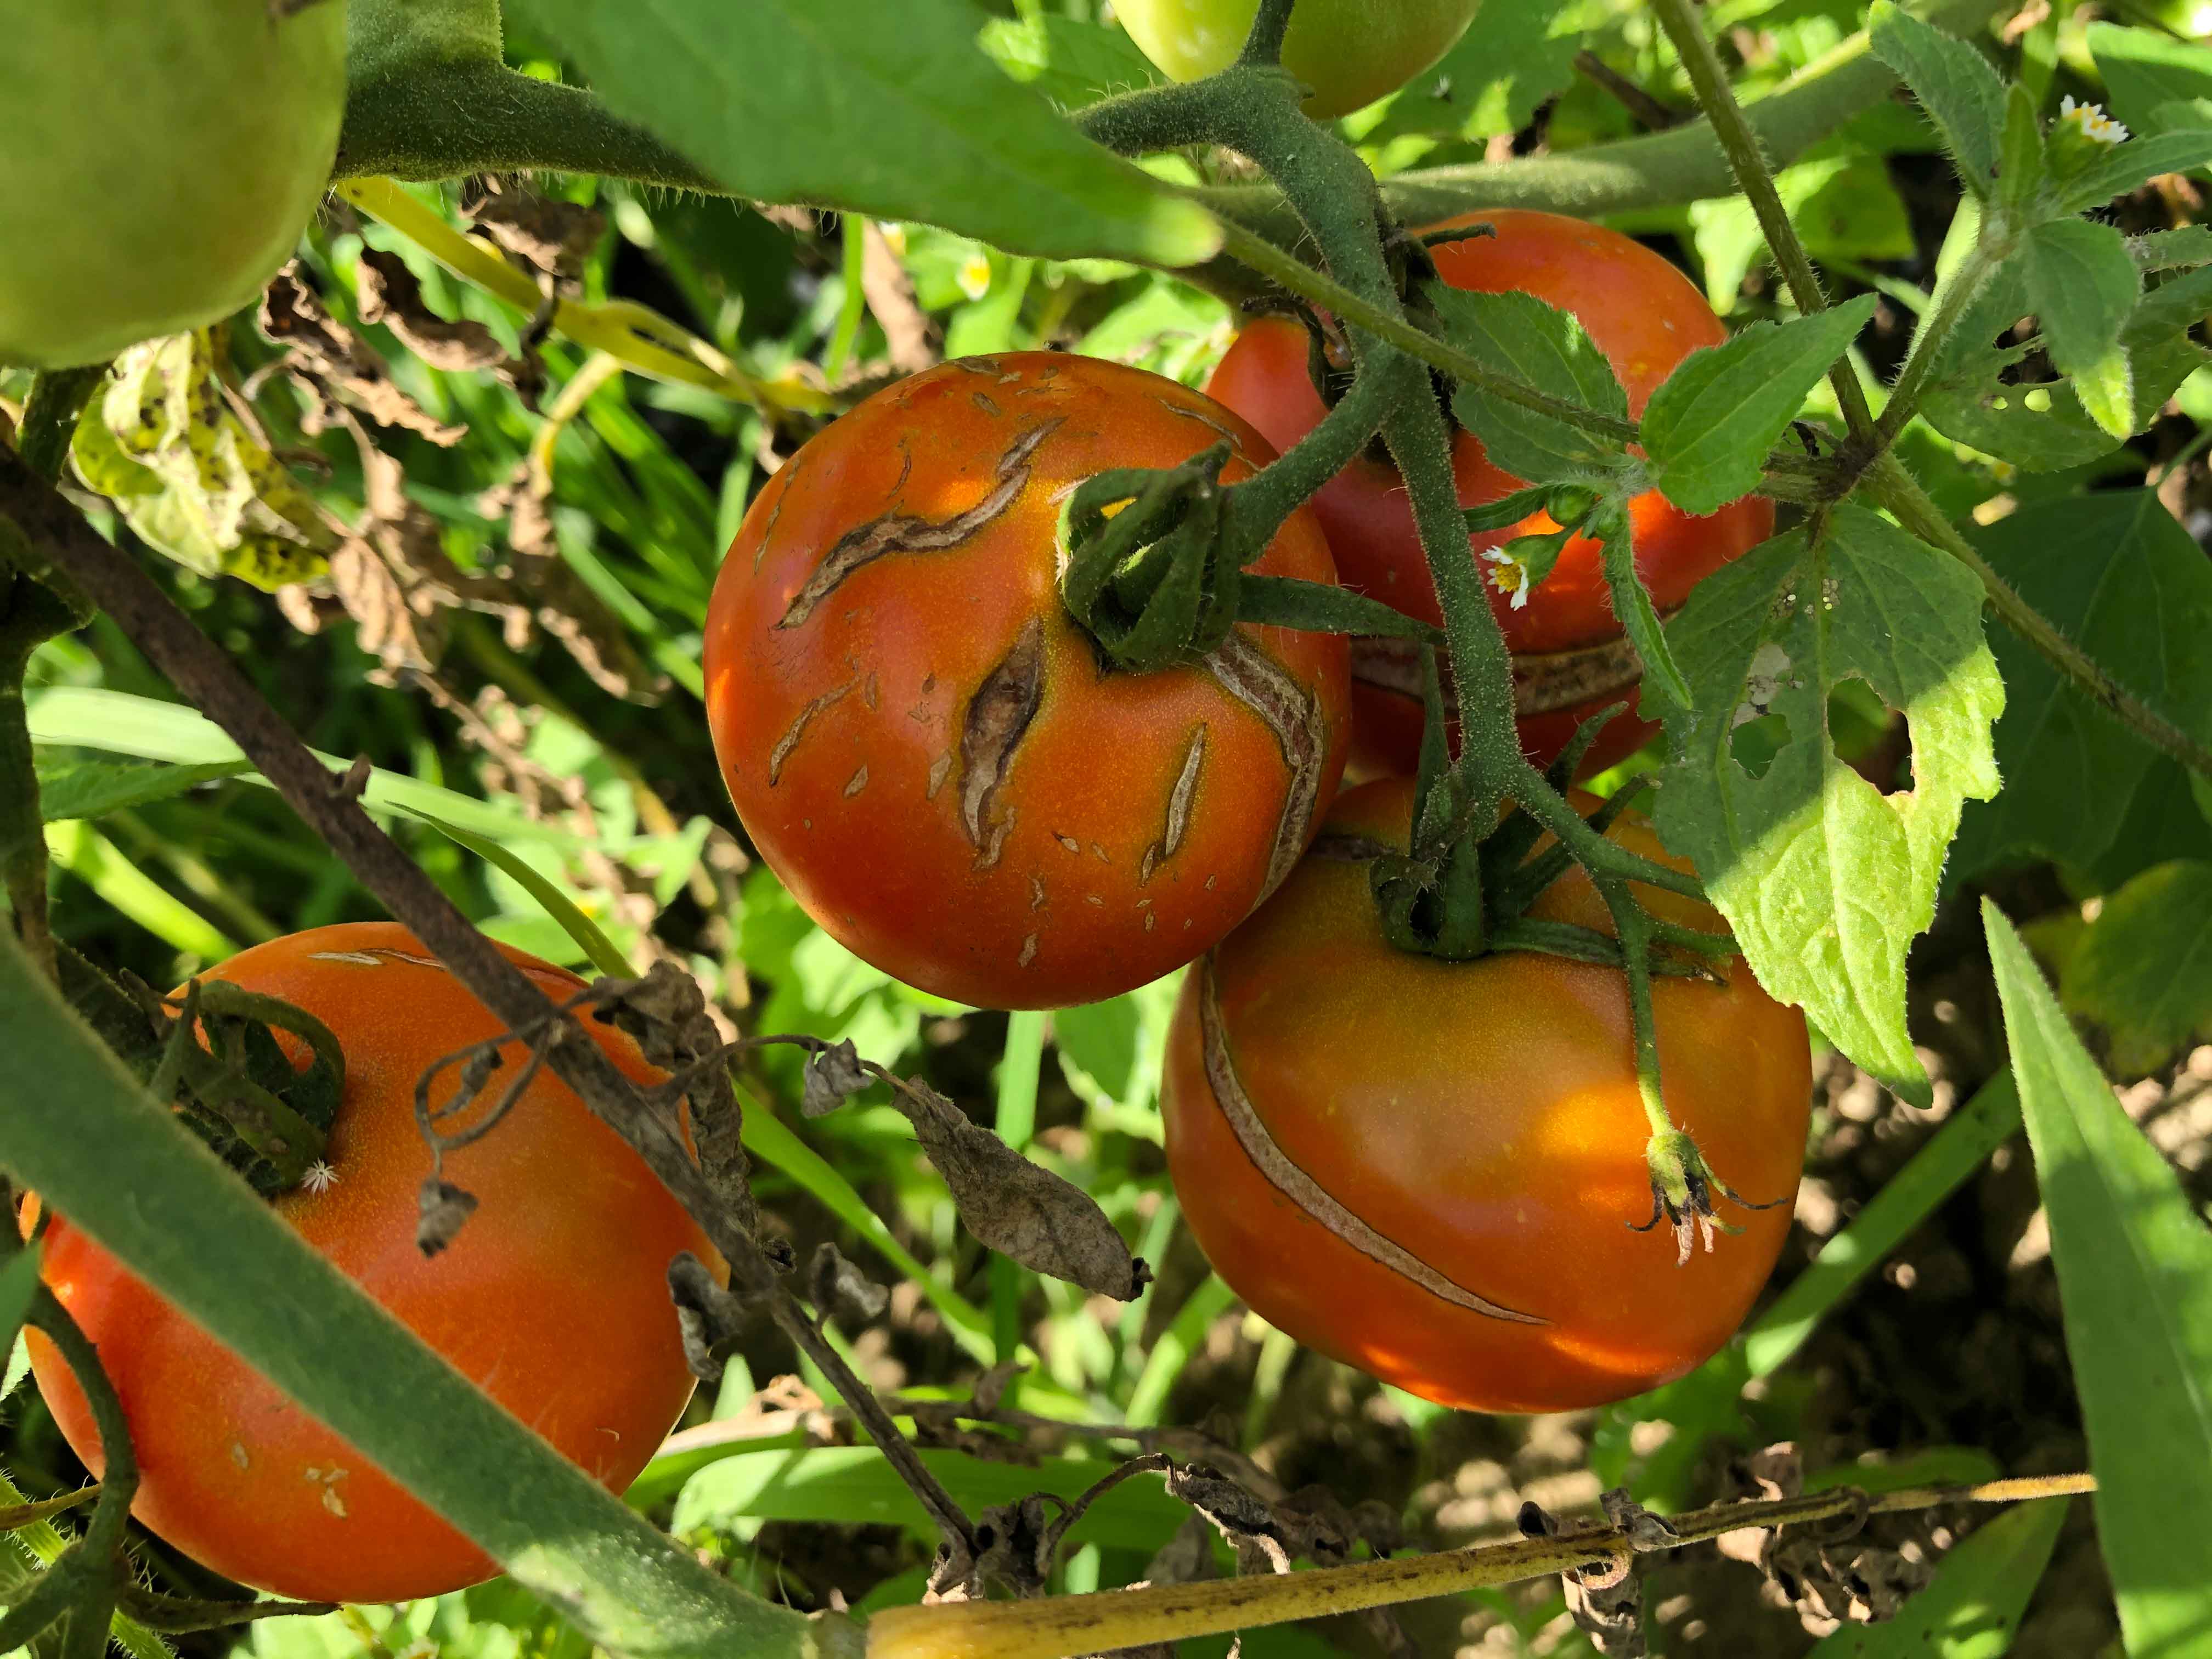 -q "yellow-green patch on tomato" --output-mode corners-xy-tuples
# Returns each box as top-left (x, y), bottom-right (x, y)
(1, 0), (347, 369)
(1114, 0), (1481, 119)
